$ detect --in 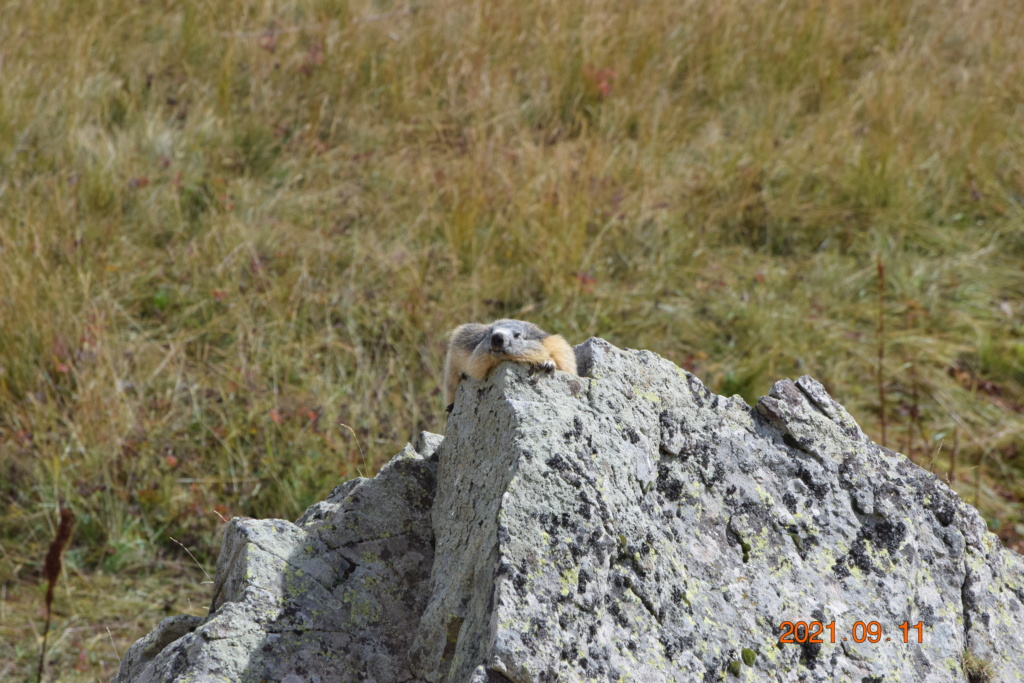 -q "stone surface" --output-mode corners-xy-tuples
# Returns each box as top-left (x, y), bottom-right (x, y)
(113, 433), (439, 683)
(114, 338), (1024, 682)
